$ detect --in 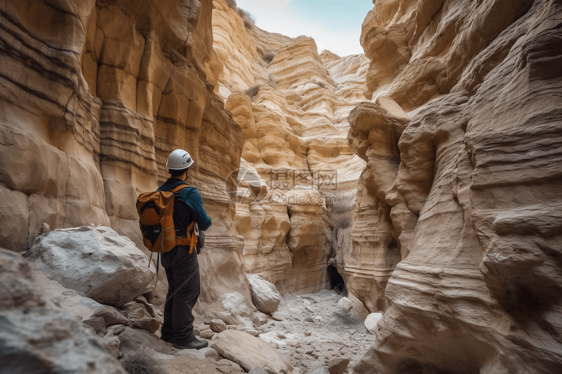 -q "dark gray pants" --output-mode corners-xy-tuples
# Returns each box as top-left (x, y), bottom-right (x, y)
(160, 245), (200, 346)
